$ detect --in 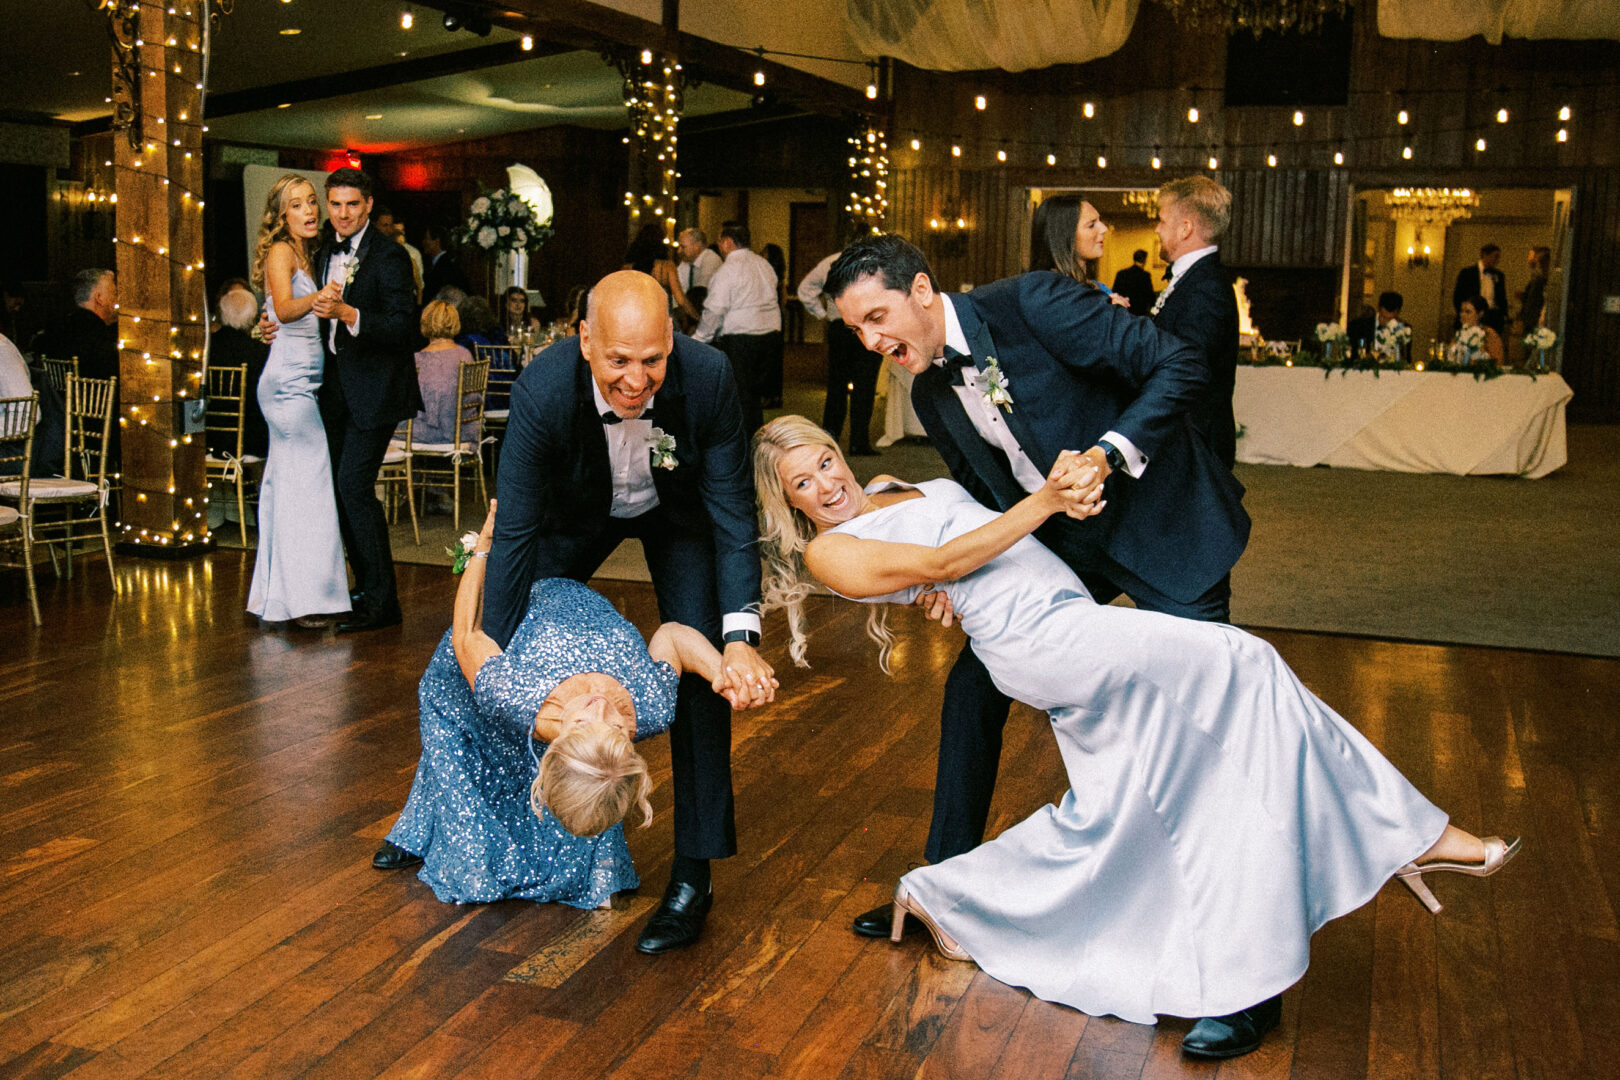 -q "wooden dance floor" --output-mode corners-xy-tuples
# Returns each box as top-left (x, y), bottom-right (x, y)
(1, 553), (1616, 1079)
